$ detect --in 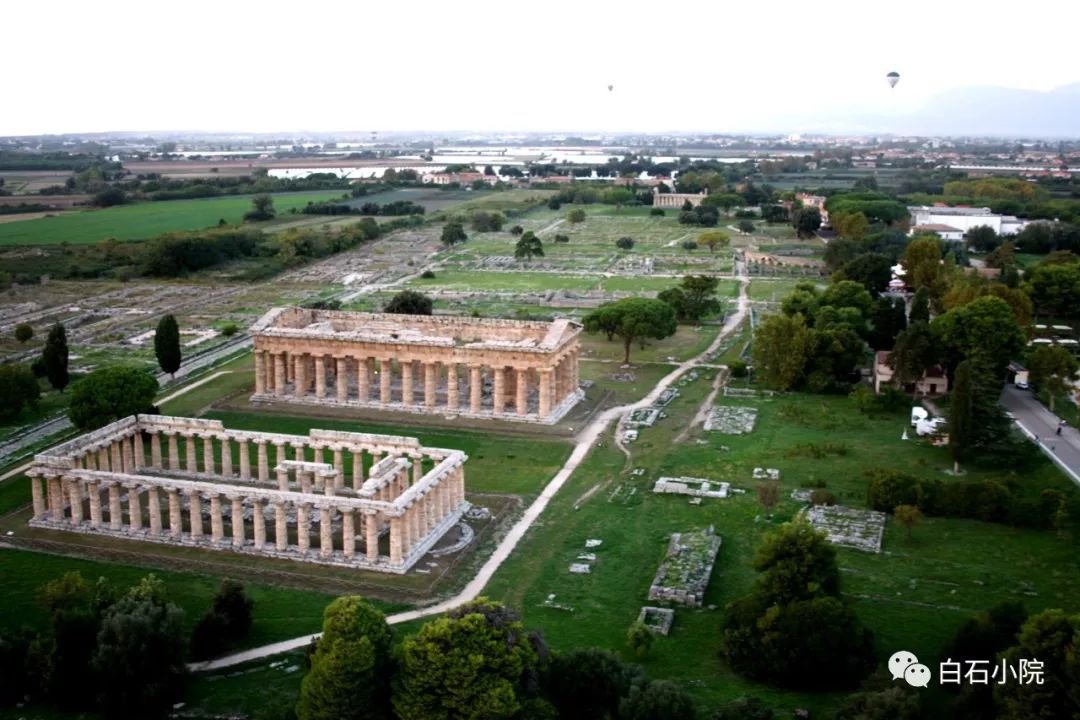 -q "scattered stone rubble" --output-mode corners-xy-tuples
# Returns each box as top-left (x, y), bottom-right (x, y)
(805, 505), (887, 553)
(648, 526), (722, 607)
(703, 406), (758, 434)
